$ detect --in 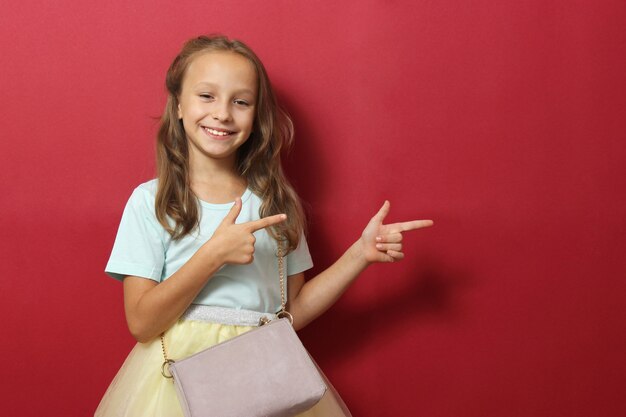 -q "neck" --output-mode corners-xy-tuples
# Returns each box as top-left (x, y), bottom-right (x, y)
(188, 153), (247, 204)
